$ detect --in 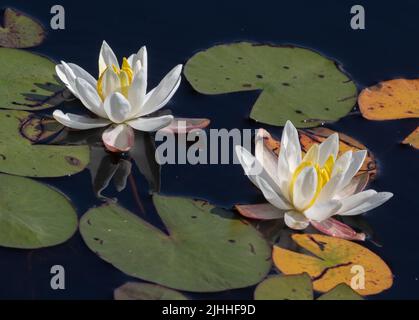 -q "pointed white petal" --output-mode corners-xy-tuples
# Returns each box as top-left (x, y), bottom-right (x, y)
(101, 67), (120, 99)
(255, 176), (291, 210)
(292, 166), (317, 211)
(279, 120), (301, 172)
(104, 92), (133, 123)
(339, 150), (367, 191)
(255, 129), (281, 188)
(102, 124), (135, 152)
(304, 199), (342, 221)
(317, 173), (344, 203)
(336, 173), (369, 199)
(68, 63), (97, 87)
(128, 61), (147, 116)
(338, 191), (393, 216)
(75, 78), (108, 118)
(318, 133), (339, 166)
(284, 211), (310, 230)
(332, 150), (352, 177)
(56, 64), (70, 86)
(58, 61), (78, 96)
(127, 54), (136, 67)
(139, 64), (182, 116)
(137, 46), (147, 76)
(53, 110), (110, 130)
(99, 40), (119, 75)
(127, 115), (173, 132)
(302, 144), (319, 163)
